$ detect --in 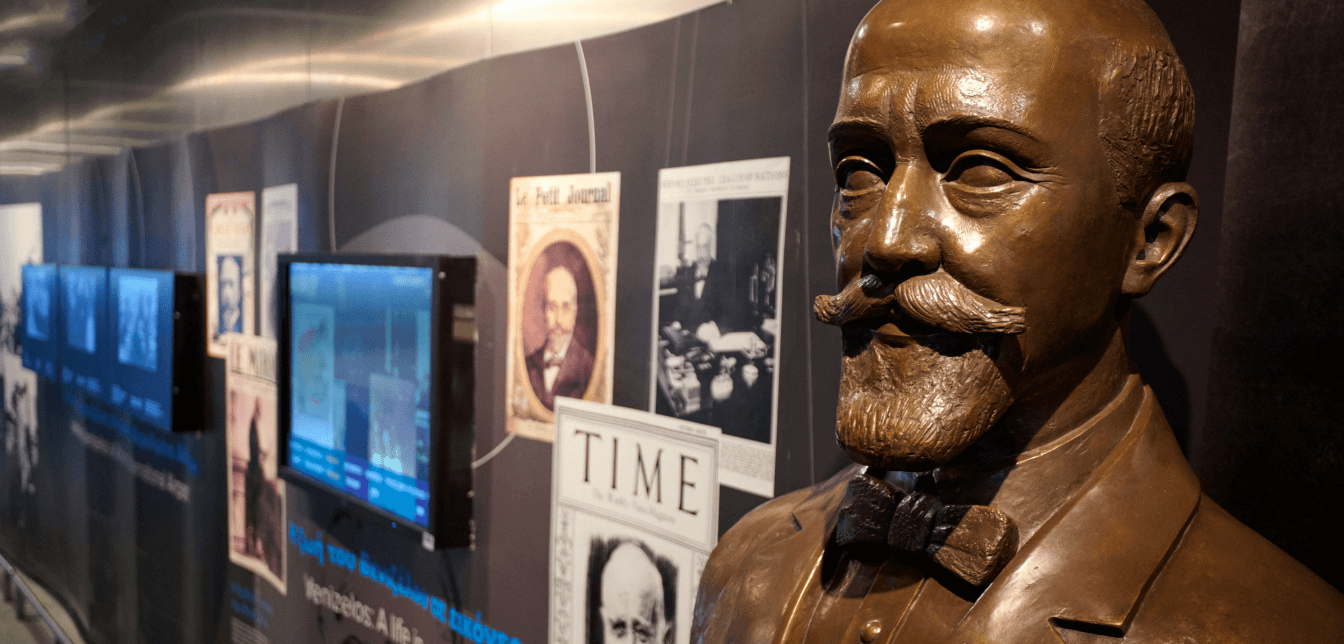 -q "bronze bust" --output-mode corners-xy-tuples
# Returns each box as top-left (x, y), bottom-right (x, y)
(692, 0), (1344, 641)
